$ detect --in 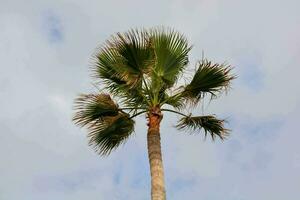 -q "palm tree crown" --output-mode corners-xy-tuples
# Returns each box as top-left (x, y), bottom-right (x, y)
(73, 27), (235, 200)
(73, 27), (235, 155)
